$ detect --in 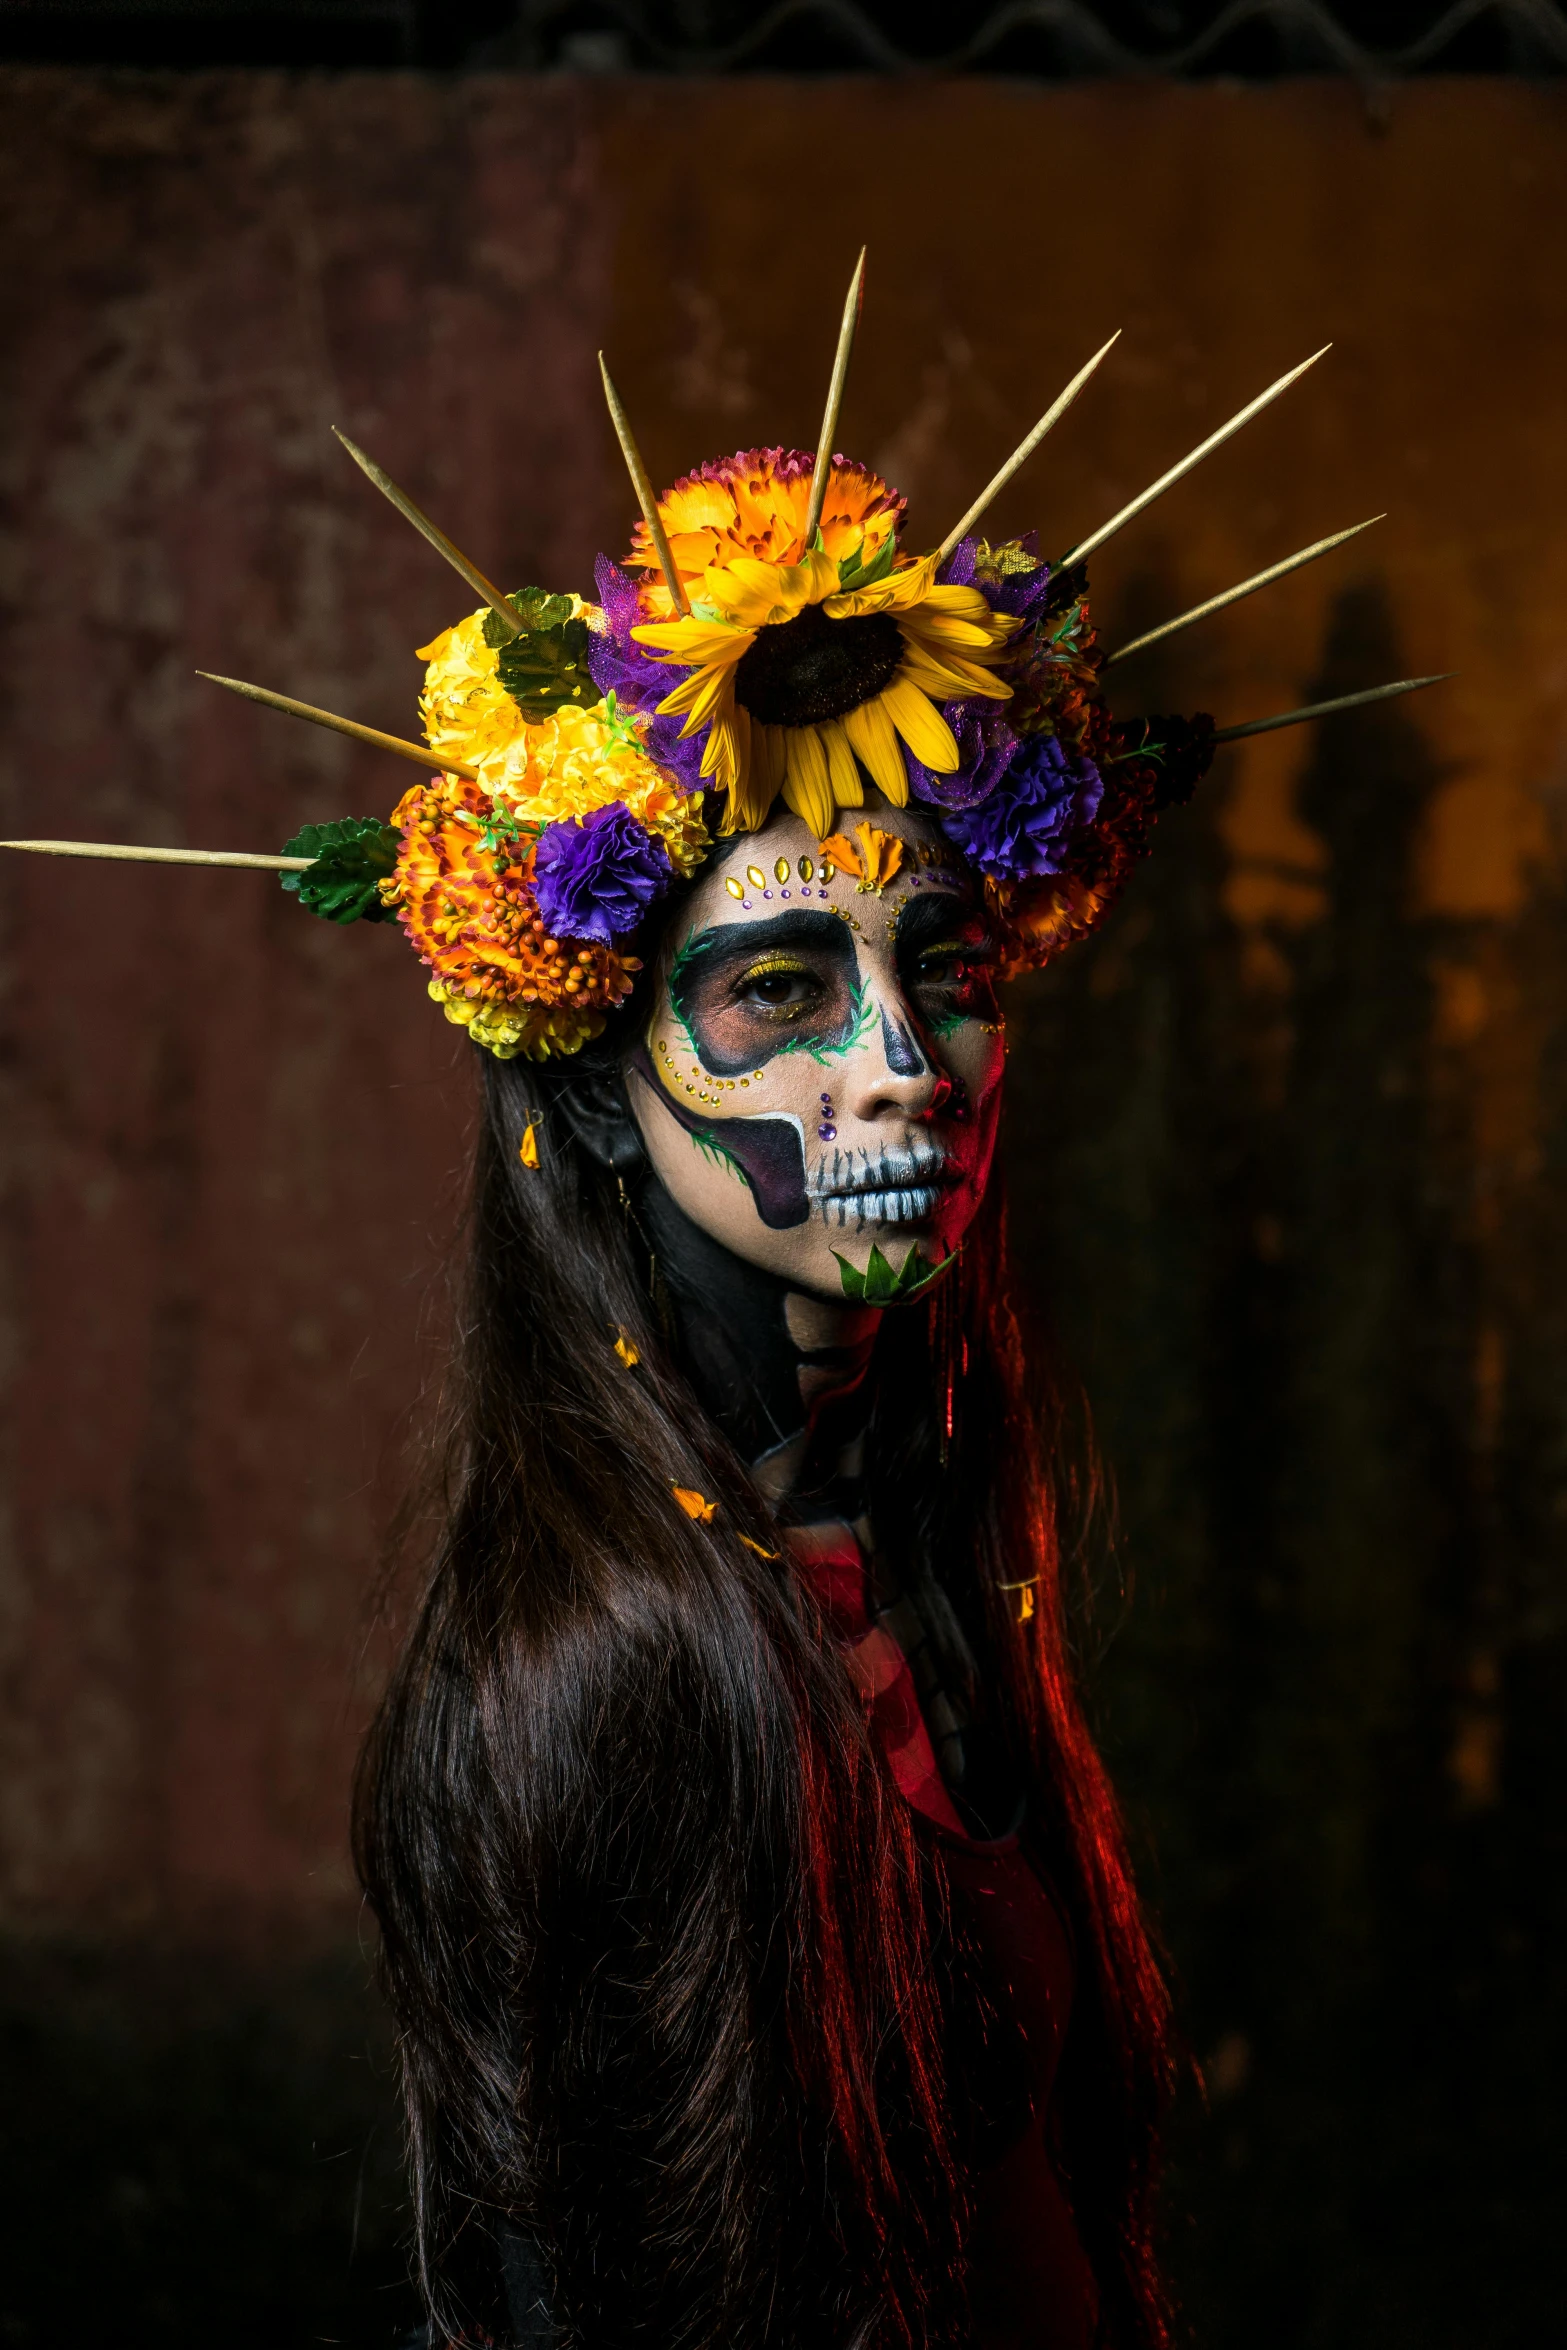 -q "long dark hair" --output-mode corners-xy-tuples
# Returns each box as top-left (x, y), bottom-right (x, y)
(355, 1012), (1174, 2347)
